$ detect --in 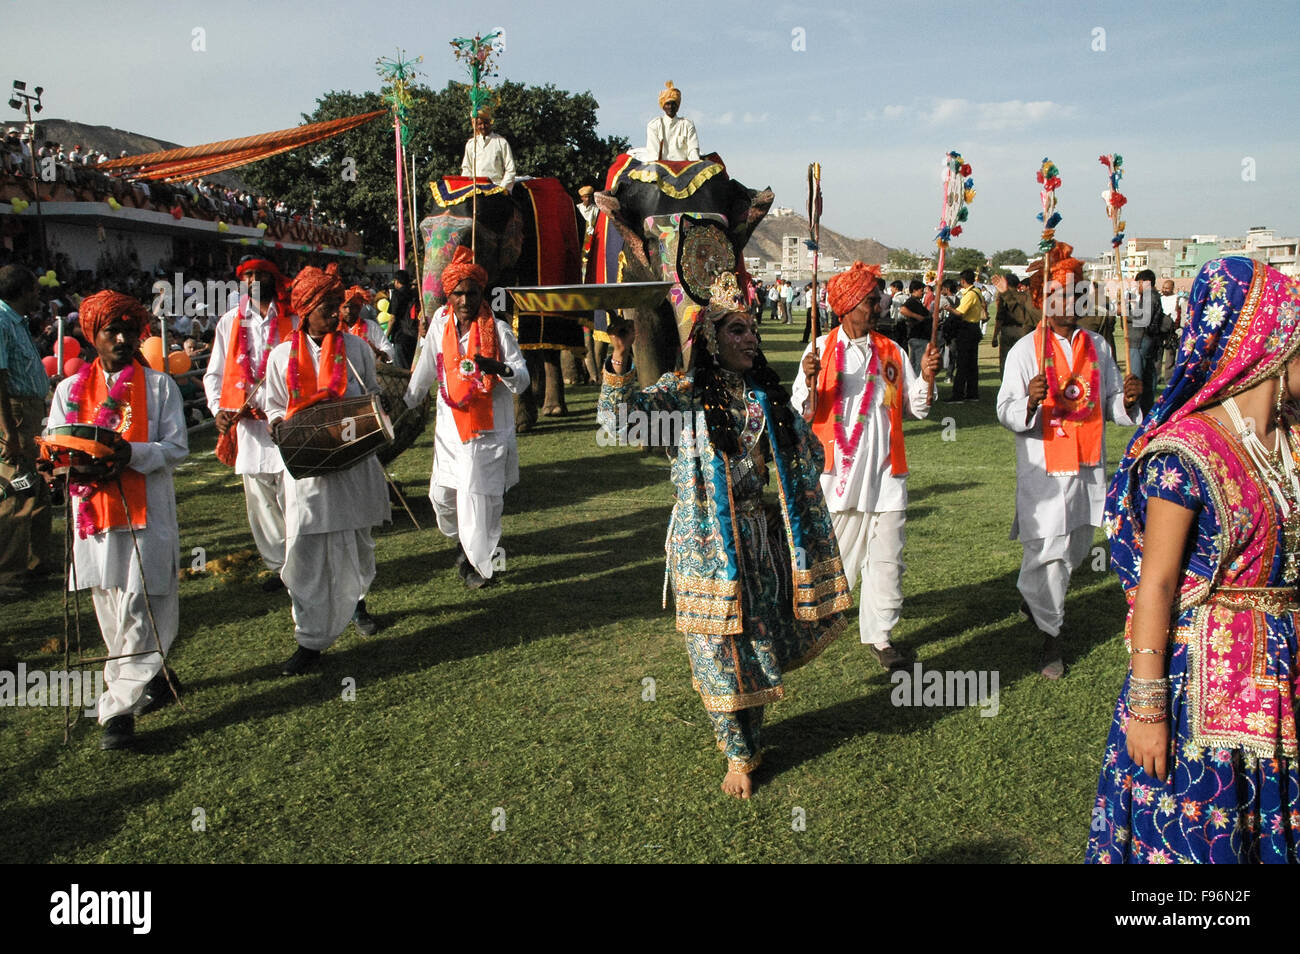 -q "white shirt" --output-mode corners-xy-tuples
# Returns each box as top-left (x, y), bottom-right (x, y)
(404, 306), (530, 495)
(996, 327), (1140, 541)
(263, 332), (391, 537)
(461, 133), (516, 192)
(49, 365), (188, 594)
(578, 201), (599, 231)
(790, 333), (932, 514)
(349, 317), (396, 363)
(203, 298), (296, 476)
(645, 114), (700, 162)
